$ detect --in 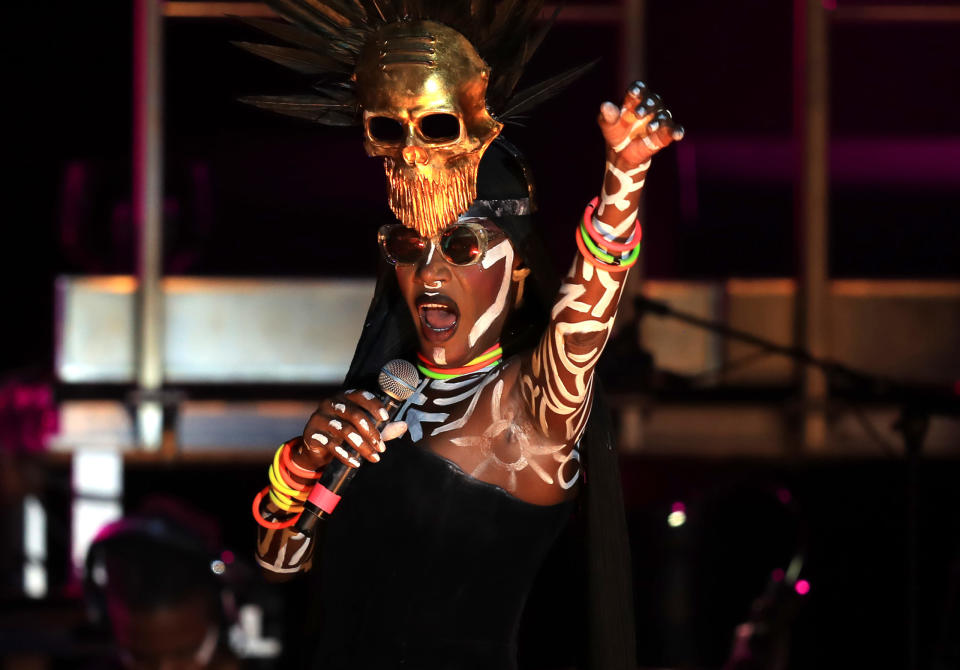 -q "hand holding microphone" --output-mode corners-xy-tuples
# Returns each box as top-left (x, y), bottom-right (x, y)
(291, 359), (420, 536)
